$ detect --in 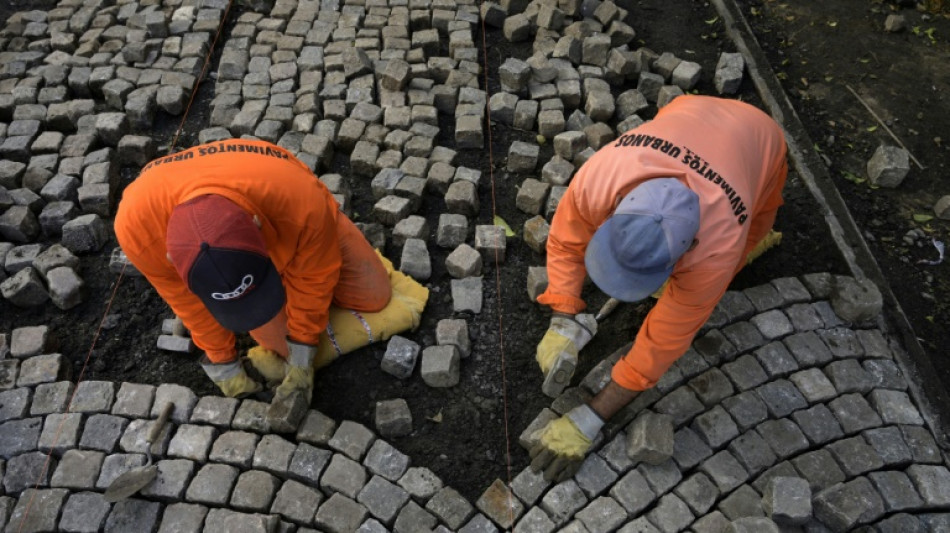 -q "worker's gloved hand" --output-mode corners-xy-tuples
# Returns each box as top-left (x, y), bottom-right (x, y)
(535, 313), (596, 374)
(529, 405), (604, 482)
(246, 346), (288, 386)
(275, 340), (317, 403)
(199, 355), (263, 398)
